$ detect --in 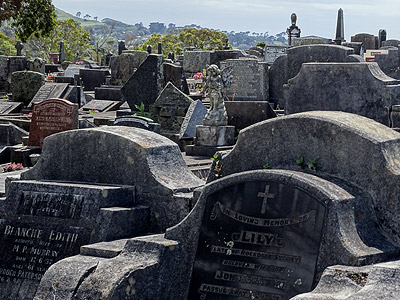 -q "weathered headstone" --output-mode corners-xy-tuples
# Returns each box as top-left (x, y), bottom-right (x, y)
(151, 82), (193, 133)
(265, 46), (287, 65)
(0, 101), (23, 114)
(79, 68), (110, 91)
(110, 50), (149, 85)
(11, 71), (45, 106)
(0, 178), (144, 300)
(179, 100), (207, 139)
(163, 62), (190, 94)
(112, 115), (161, 133)
(220, 58), (269, 101)
(30, 83), (69, 106)
(30, 58), (45, 74)
(118, 40), (128, 55)
(283, 62), (400, 126)
(183, 51), (212, 73)
(28, 98), (78, 146)
(351, 33), (378, 50)
(15, 41), (23, 56)
(121, 54), (164, 111)
(80, 99), (121, 112)
(269, 44), (360, 106)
